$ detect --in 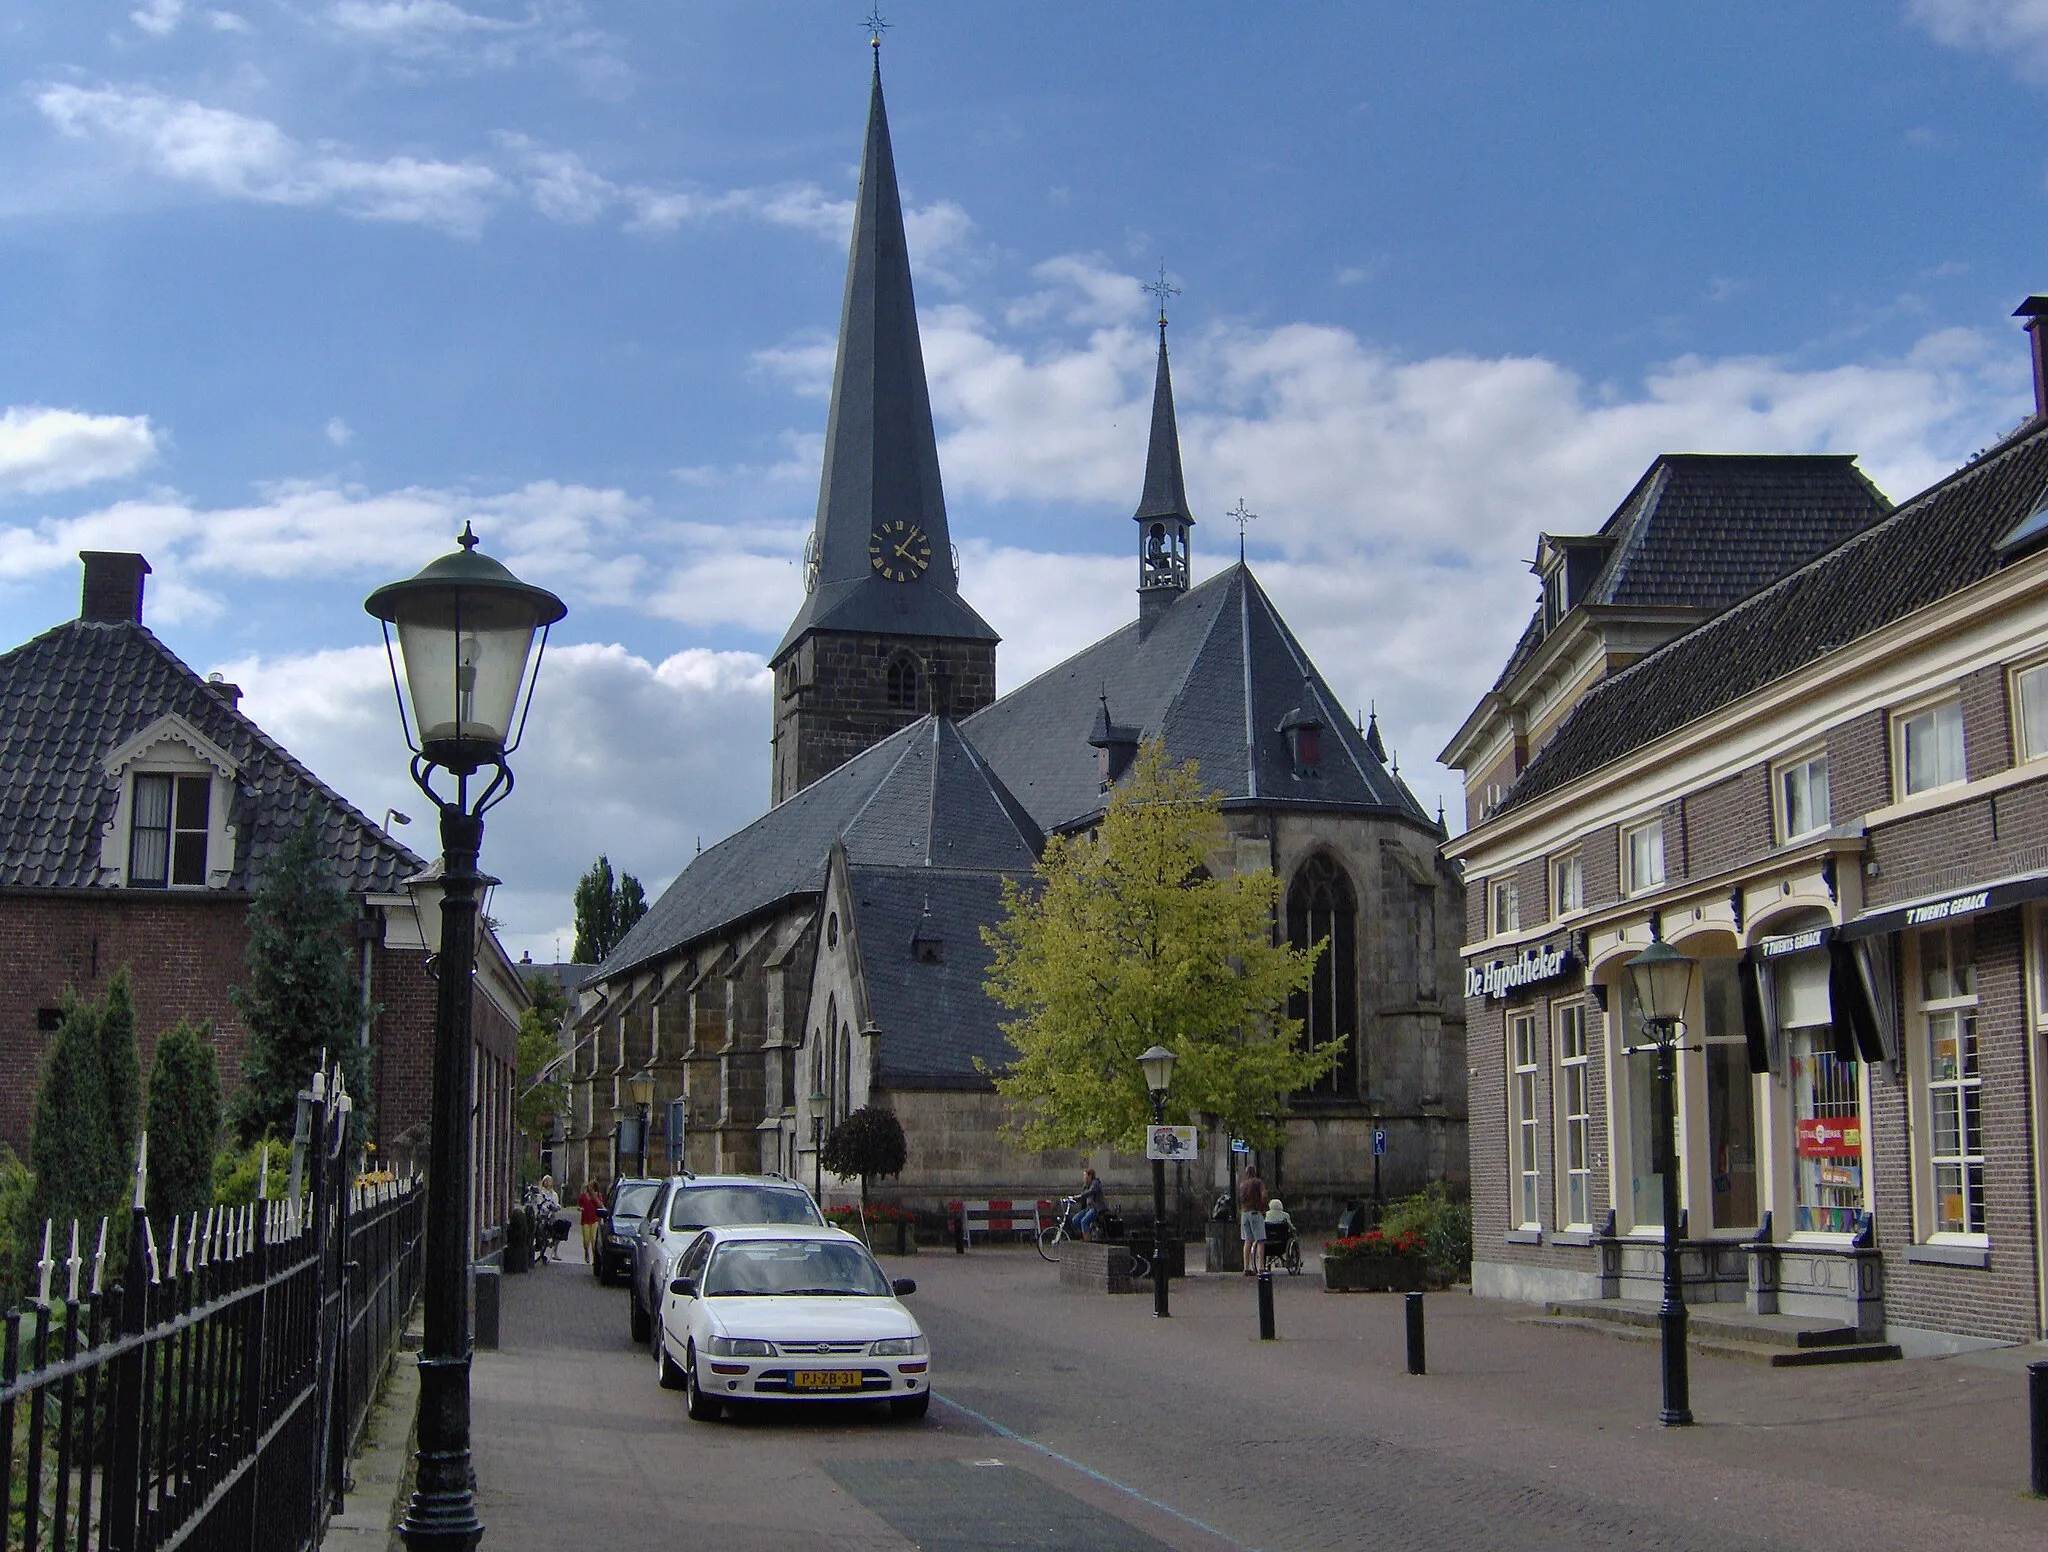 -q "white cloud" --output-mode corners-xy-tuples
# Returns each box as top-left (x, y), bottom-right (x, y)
(0, 406), (159, 495)
(325, 417), (354, 447)
(1906, 0), (2048, 81)
(37, 84), (505, 235)
(208, 11), (251, 31)
(132, 0), (185, 36)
